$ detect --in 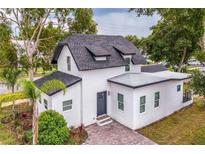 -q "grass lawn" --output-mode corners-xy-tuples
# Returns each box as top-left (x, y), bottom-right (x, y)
(137, 97), (205, 145)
